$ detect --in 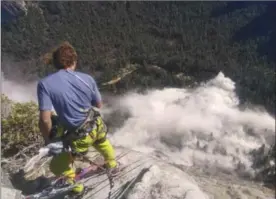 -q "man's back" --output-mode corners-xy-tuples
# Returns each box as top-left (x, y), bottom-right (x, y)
(37, 69), (101, 129)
